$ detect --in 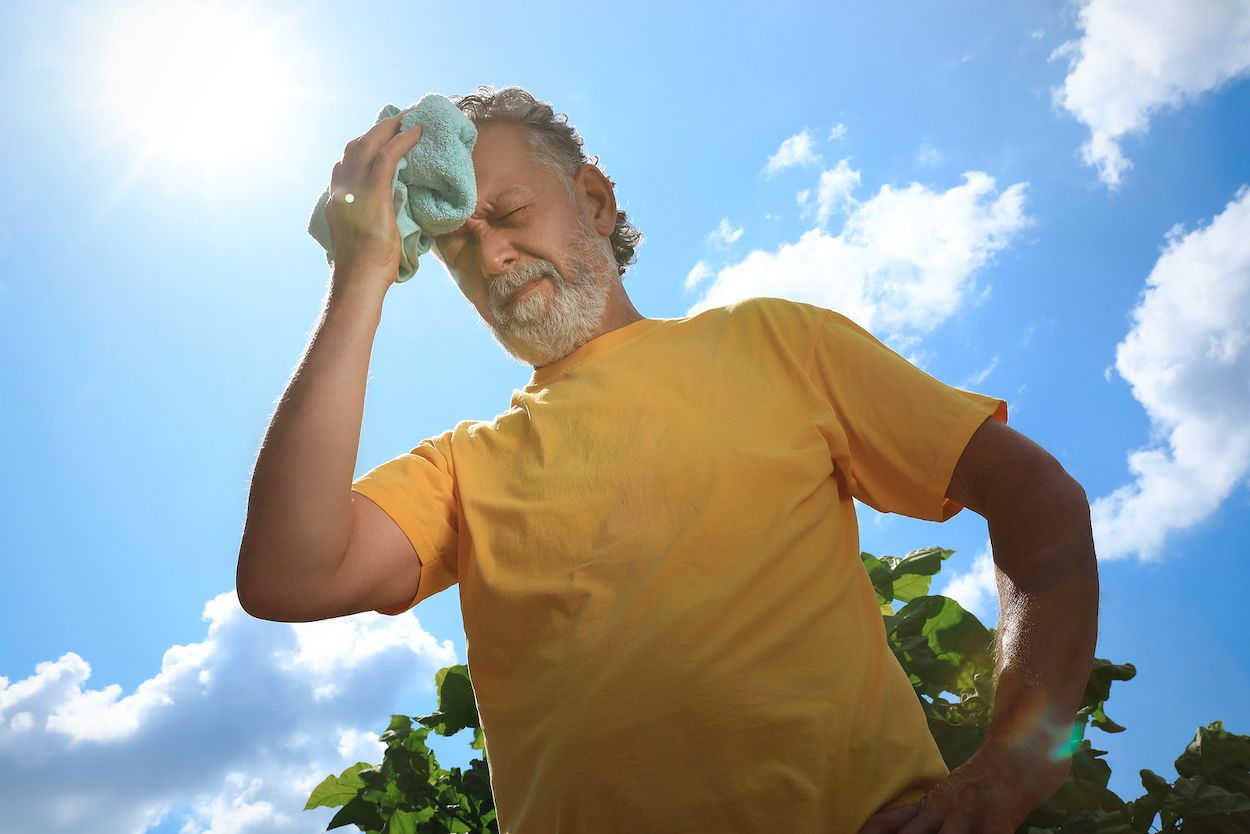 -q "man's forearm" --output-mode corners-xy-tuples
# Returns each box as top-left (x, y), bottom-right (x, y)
(981, 469), (1099, 761)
